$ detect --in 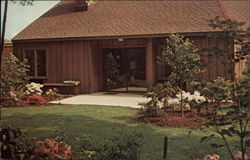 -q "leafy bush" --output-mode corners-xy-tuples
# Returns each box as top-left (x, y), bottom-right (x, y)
(0, 127), (32, 160)
(0, 54), (29, 98)
(191, 18), (250, 160)
(0, 54), (29, 107)
(45, 88), (59, 96)
(196, 75), (250, 159)
(0, 127), (72, 160)
(191, 77), (233, 103)
(139, 82), (206, 117)
(29, 137), (73, 160)
(1, 92), (26, 107)
(139, 82), (178, 117)
(138, 100), (164, 117)
(191, 77), (233, 118)
(44, 88), (63, 101)
(80, 132), (144, 160)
